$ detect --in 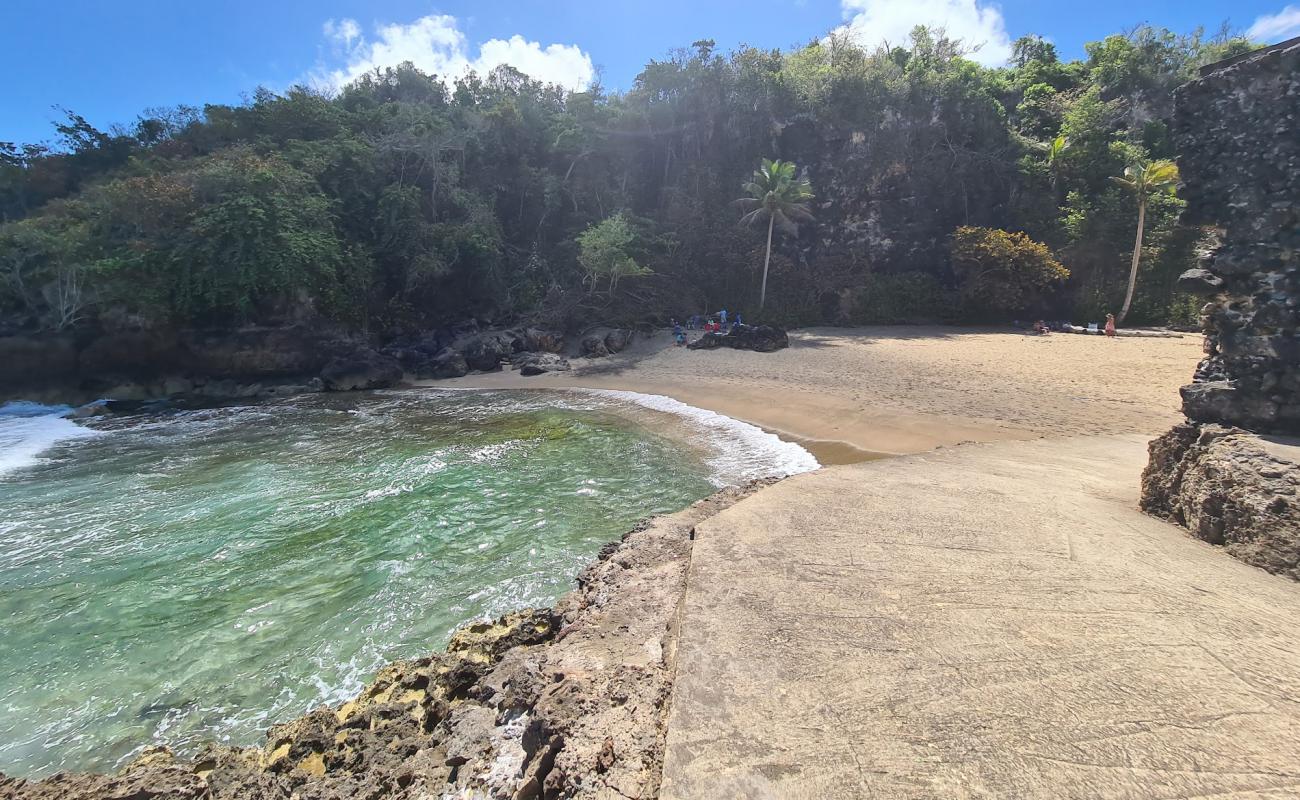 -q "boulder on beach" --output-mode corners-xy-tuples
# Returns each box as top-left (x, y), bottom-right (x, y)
(581, 335), (609, 358)
(604, 329), (632, 354)
(688, 324), (788, 353)
(429, 348), (470, 379)
(460, 334), (513, 372)
(513, 352), (571, 376)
